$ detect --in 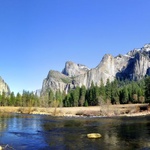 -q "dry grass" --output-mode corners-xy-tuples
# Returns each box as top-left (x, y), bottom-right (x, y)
(0, 104), (149, 117)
